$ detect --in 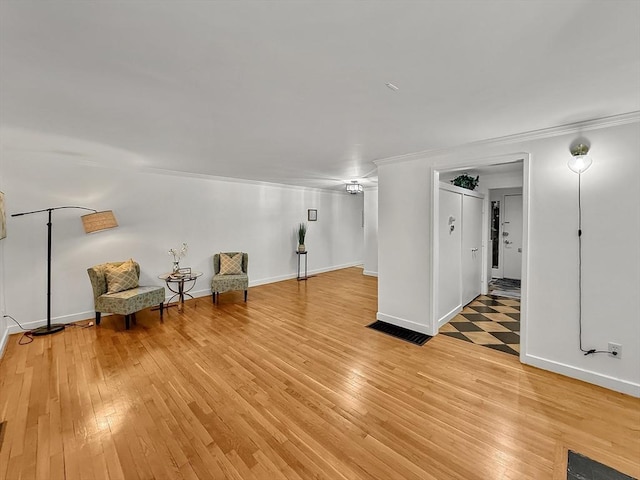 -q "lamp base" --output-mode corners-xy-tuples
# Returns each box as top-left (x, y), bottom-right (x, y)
(31, 324), (66, 336)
